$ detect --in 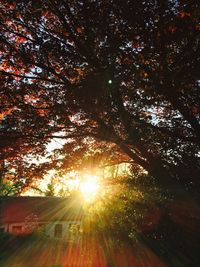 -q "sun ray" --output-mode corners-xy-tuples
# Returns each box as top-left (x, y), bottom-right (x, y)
(79, 174), (100, 202)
